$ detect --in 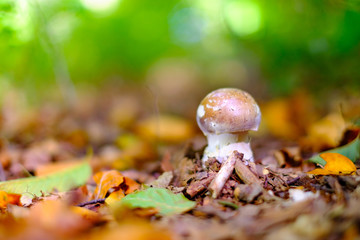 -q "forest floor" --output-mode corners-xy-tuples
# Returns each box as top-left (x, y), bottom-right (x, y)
(0, 87), (359, 240)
